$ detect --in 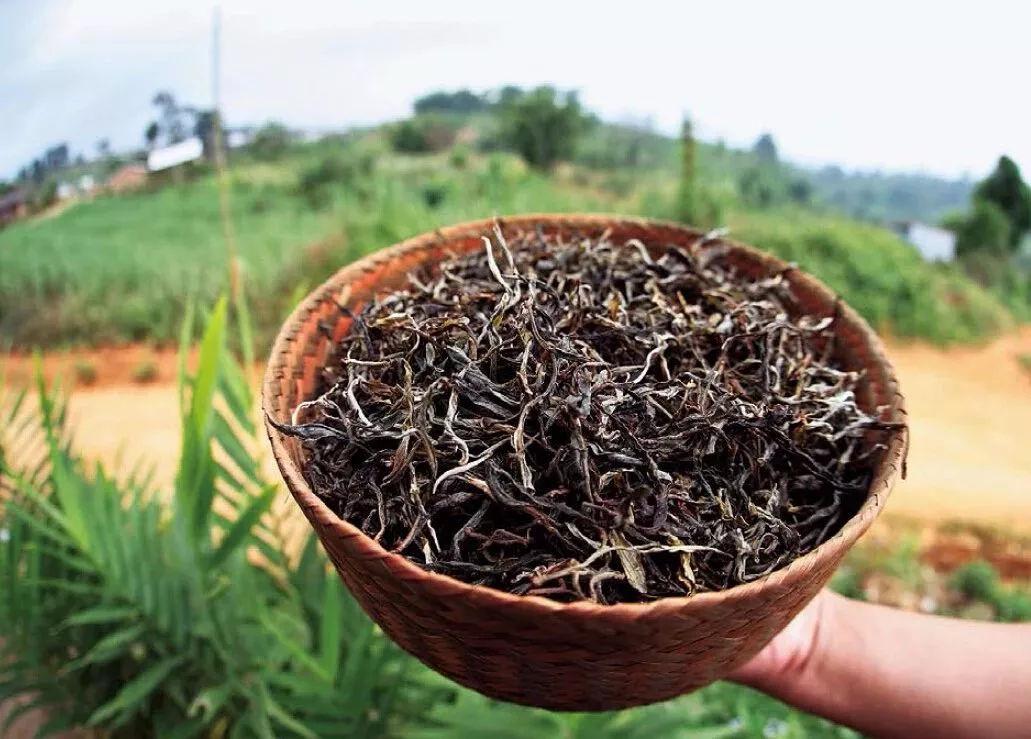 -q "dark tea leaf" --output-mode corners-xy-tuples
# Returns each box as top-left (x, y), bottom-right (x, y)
(278, 224), (901, 604)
